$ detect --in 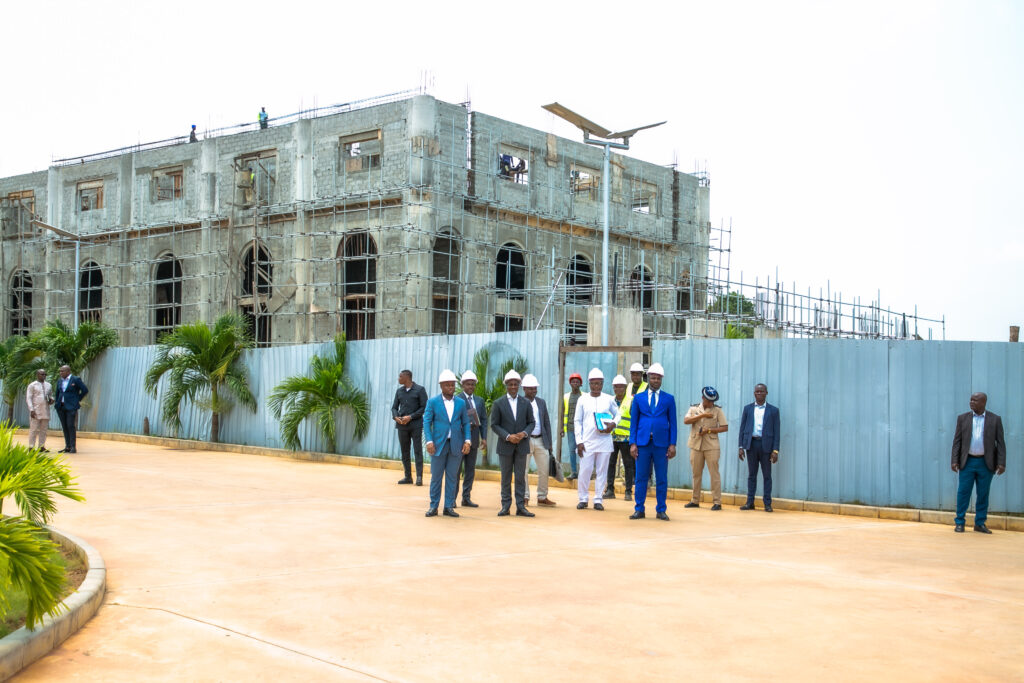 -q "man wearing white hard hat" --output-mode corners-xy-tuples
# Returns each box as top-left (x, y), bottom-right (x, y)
(521, 373), (558, 507)
(454, 370), (487, 508)
(422, 370), (472, 517)
(573, 368), (619, 510)
(629, 362), (678, 520)
(490, 369), (536, 516)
